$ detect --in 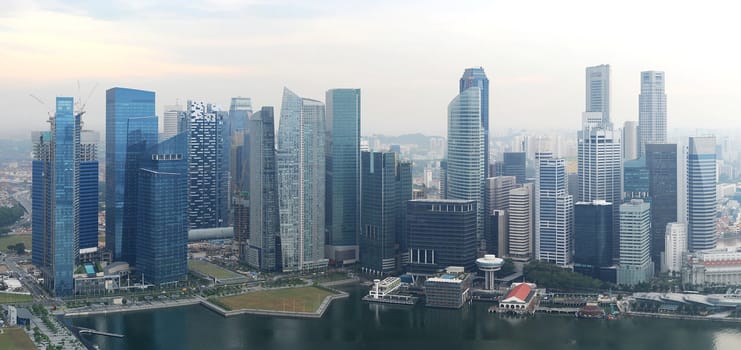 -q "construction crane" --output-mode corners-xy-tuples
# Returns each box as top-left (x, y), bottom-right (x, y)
(29, 94), (53, 120)
(75, 81), (98, 120)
